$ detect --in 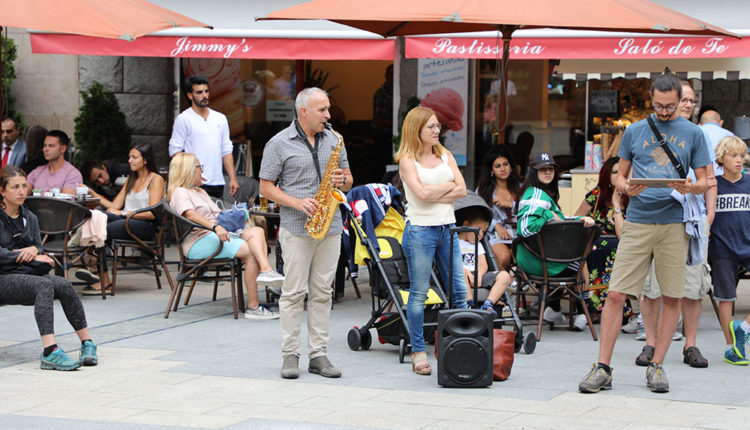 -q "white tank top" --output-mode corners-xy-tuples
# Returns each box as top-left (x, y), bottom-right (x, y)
(403, 153), (456, 226)
(124, 174), (155, 212)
